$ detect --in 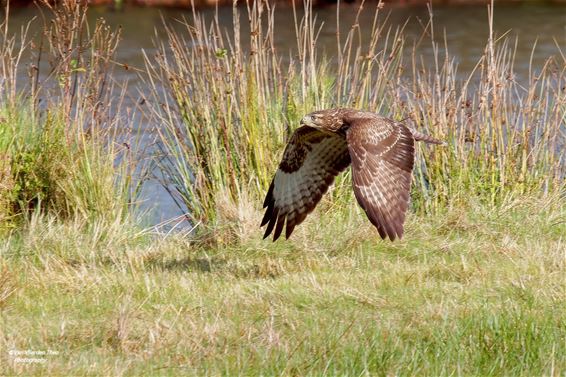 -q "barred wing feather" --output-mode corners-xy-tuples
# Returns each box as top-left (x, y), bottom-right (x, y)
(346, 118), (415, 241)
(261, 126), (350, 241)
